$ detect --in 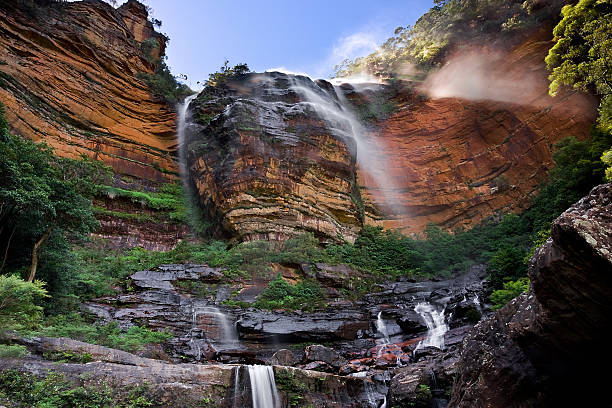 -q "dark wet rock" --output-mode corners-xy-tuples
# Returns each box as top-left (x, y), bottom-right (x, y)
(303, 345), (348, 368)
(302, 360), (334, 373)
(412, 346), (440, 362)
(130, 264), (225, 290)
(397, 310), (428, 335)
(268, 349), (298, 366)
(312, 263), (360, 289)
(450, 184), (612, 408)
(236, 310), (369, 342)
